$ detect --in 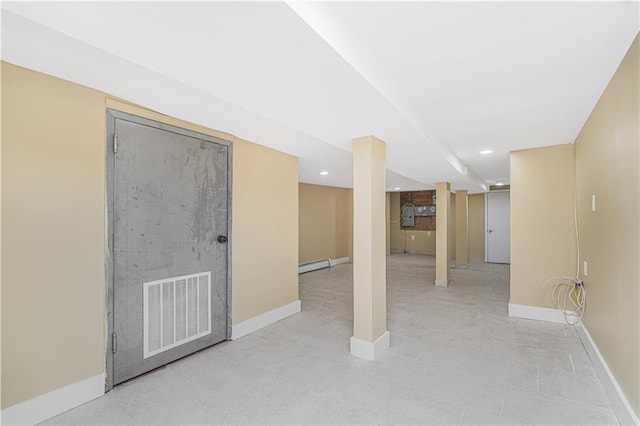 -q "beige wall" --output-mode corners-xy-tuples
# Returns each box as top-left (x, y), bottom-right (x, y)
(510, 144), (577, 307)
(346, 189), (353, 260)
(449, 192), (456, 261)
(574, 34), (639, 416)
(2, 61), (106, 410)
(385, 193), (391, 255)
(232, 141), (298, 323)
(298, 183), (352, 264)
(468, 193), (485, 260)
(1, 62), (298, 409)
(455, 190), (469, 267)
(389, 192), (402, 250)
(397, 230), (437, 254)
